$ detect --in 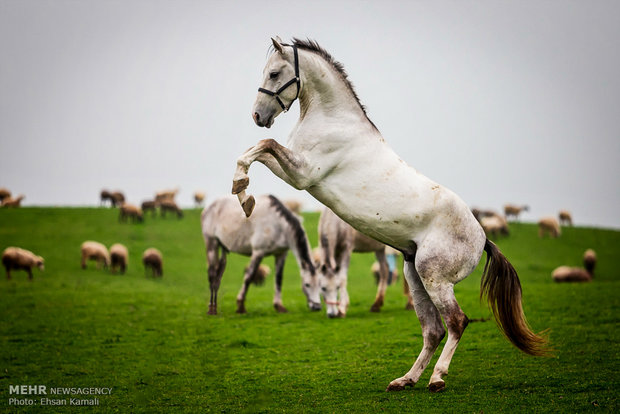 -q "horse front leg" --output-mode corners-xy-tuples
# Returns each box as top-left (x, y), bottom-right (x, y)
(232, 139), (311, 217)
(273, 253), (288, 313)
